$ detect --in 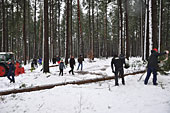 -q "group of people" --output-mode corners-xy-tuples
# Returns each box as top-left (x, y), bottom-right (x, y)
(58, 55), (84, 76)
(7, 48), (169, 86)
(111, 48), (169, 86)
